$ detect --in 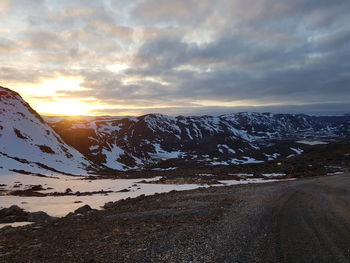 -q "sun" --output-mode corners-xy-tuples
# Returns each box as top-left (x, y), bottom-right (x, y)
(11, 76), (100, 116)
(35, 100), (93, 116)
